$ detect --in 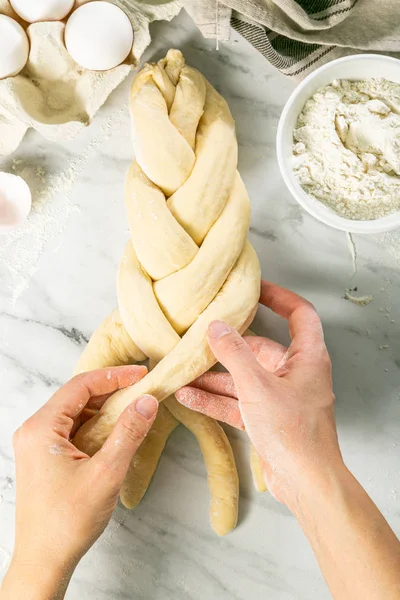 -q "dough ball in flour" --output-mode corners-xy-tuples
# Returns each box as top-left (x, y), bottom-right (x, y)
(0, 15), (29, 79)
(65, 2), (133, 71)
(10, 0), (74, 22)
